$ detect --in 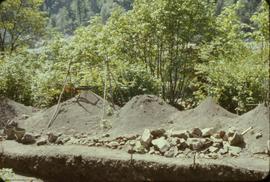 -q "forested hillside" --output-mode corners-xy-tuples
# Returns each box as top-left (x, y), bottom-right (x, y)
(0, 0), (269, 114)
(42, 0), (133, 33)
